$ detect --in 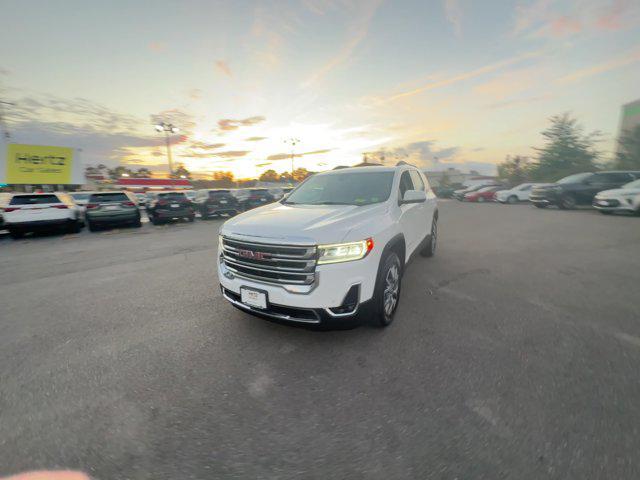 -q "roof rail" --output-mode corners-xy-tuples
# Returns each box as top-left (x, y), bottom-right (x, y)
(396, 160), (416, 167)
